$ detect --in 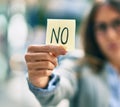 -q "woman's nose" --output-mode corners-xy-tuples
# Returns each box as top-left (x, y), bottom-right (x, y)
(106, 27), (118, 40)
